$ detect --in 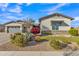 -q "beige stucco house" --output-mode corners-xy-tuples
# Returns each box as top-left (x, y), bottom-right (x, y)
(39, 13), (74, 32)
(5, 20), (32, 33)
